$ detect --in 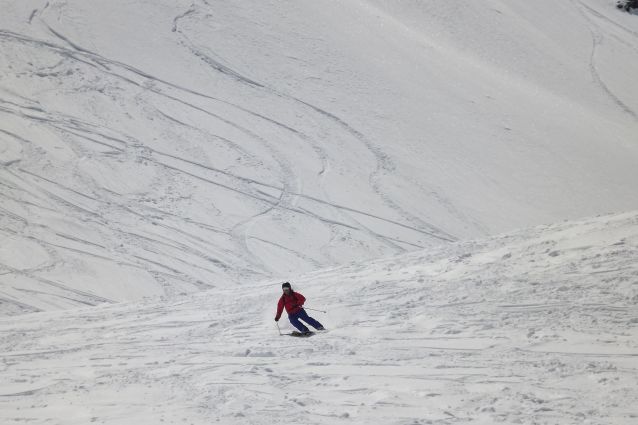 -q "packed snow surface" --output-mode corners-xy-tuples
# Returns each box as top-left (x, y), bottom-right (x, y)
(2, 0), (638, 314)
(1, 211), (637, 424)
